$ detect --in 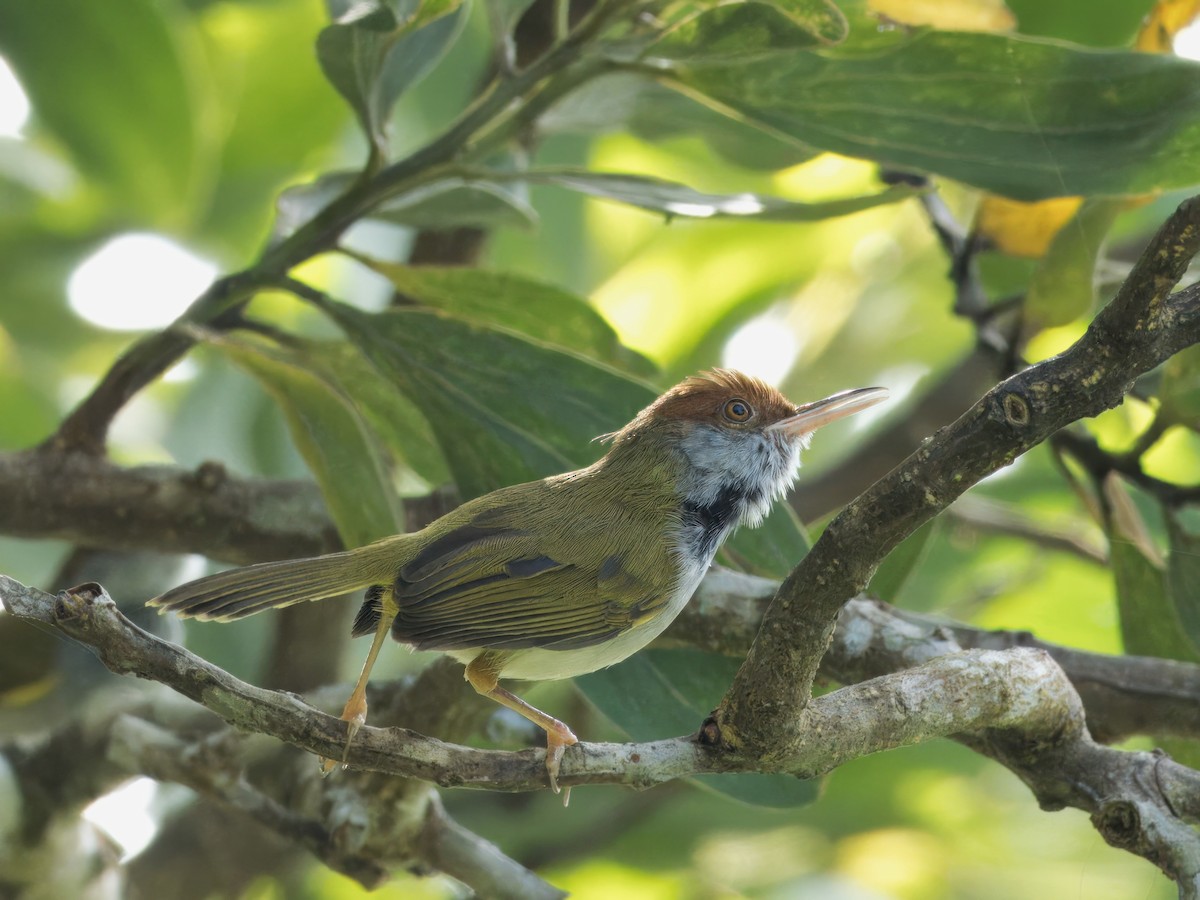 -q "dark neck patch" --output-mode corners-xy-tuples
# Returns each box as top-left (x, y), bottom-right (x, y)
(681, 483), (762, 561)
